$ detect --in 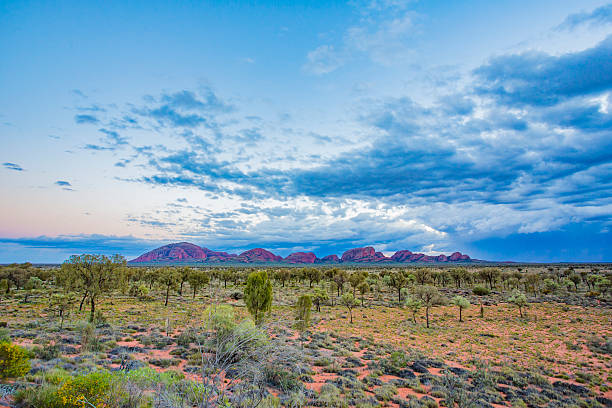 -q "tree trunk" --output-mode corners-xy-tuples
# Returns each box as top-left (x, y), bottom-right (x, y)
(459, 307), (462, 322)
(79, 291), (88, 311)
(519, 306), (523, 318)
(426, 307), (430, 328)
(349, 308), (353, 324)
(89, 296), (95, 322)
(397, 287), (401, 302)
(179, 281), (184, 296)
(193, 287), (197, 299)
(165, 286), (170, 306)
(480, 302), (484, 318)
